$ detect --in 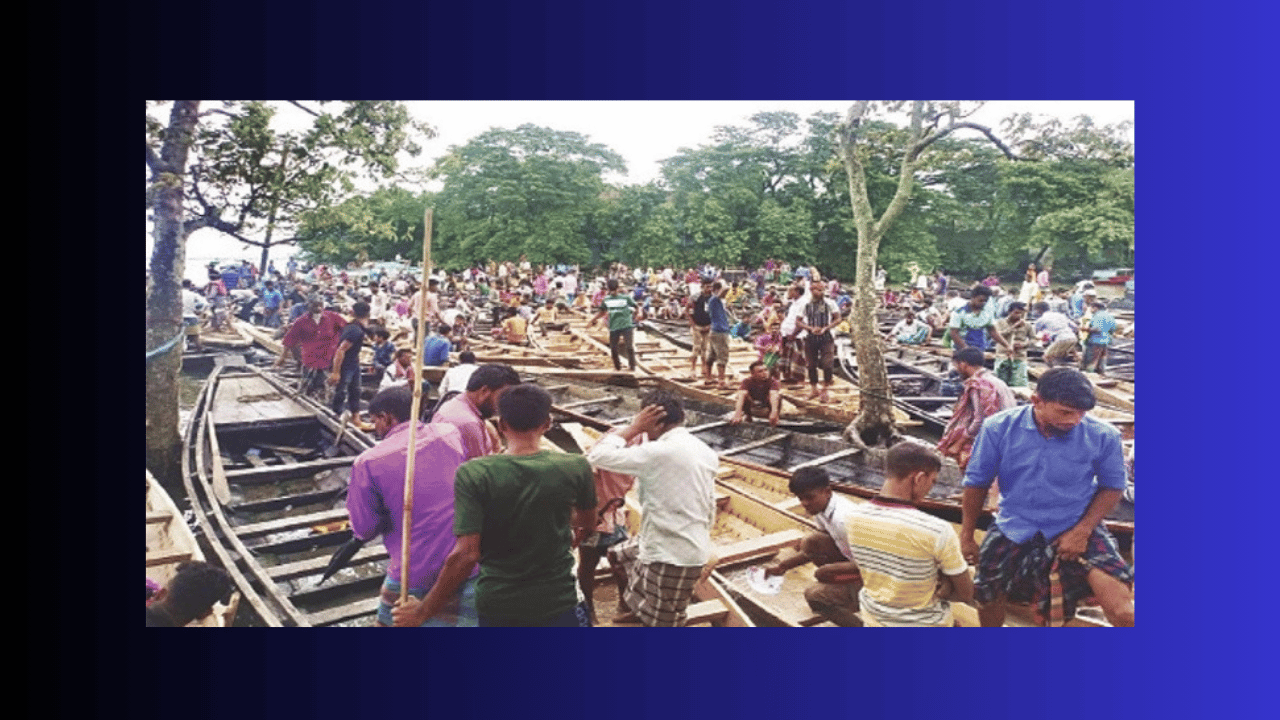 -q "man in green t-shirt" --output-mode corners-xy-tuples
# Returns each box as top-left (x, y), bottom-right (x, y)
(392, 383), (597, 627)
(590, 278), (643, 371)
